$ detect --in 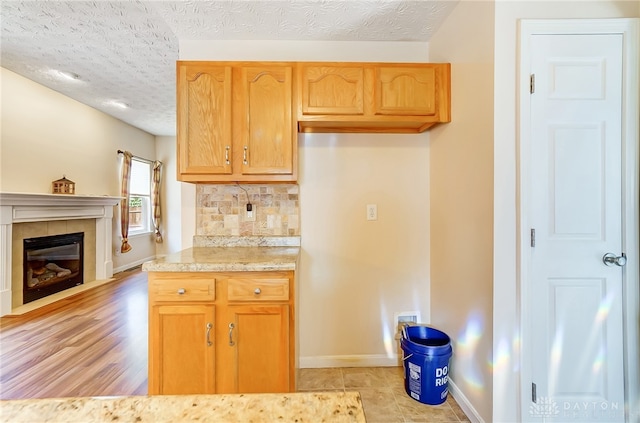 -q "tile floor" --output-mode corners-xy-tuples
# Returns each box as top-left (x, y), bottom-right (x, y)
(297, 367), (470, 423)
